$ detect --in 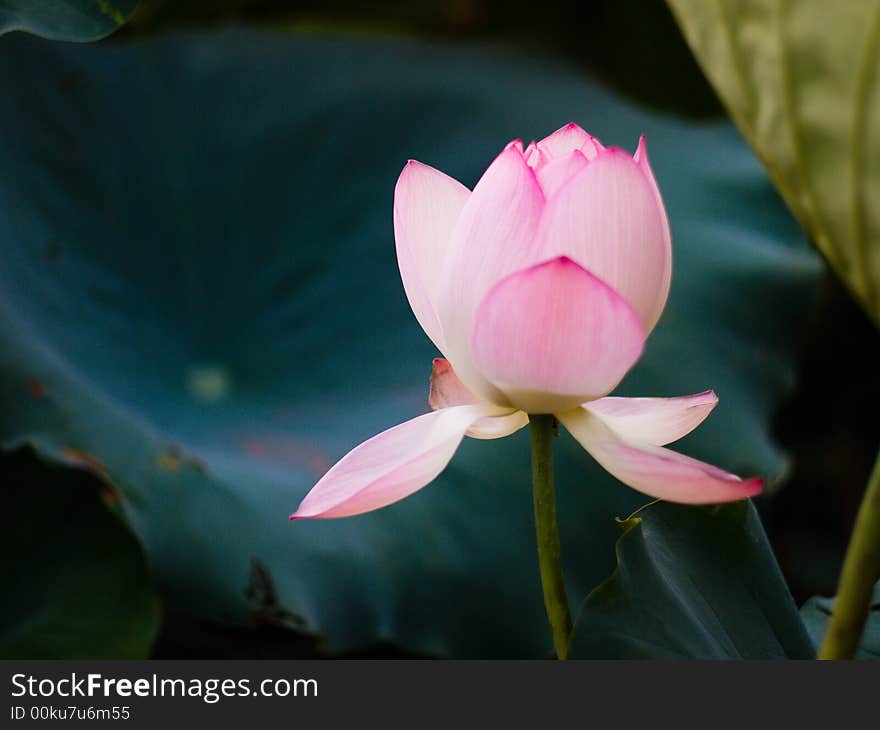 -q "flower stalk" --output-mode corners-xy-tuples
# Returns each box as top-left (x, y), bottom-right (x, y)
(819, 447), (880, 659)
(529, 414), (572, 659)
